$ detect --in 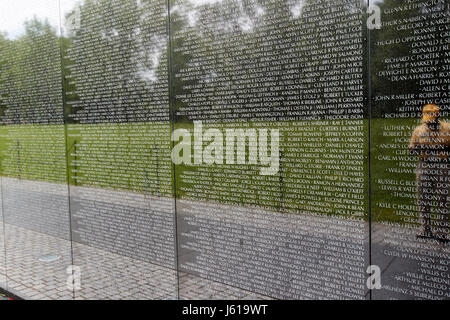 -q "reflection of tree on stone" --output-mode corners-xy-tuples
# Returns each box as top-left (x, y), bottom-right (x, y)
(409, 104), (450, 243)
(370, 0), (449, 118)
(171, 0), (366, 122)
(63, 0), (168, 124)
(0, 19), (63, 125)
